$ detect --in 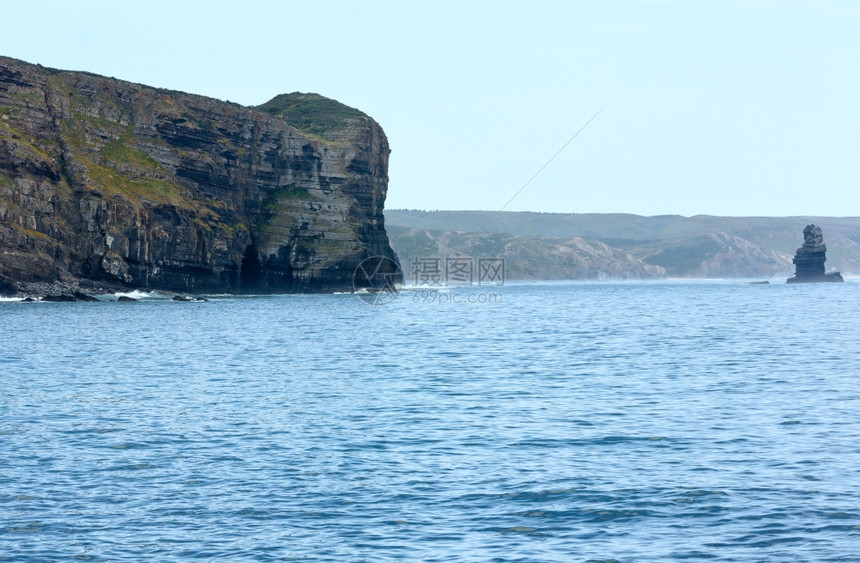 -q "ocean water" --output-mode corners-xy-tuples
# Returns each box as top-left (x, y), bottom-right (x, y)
(1, 280), (859, 562)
